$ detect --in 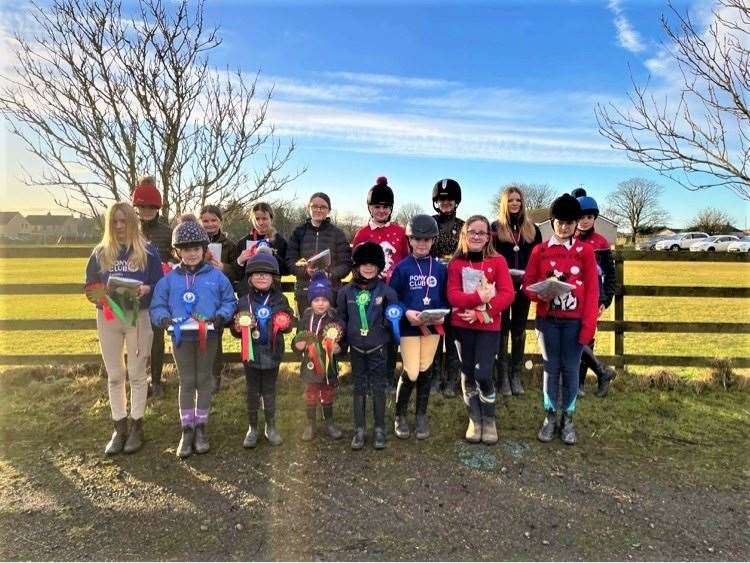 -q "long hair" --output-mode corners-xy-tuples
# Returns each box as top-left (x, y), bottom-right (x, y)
(453, 215), (499, 259)
(495, 185), (536, 243)
(250, 202), (277, 238)
(95, 202), (149, 272)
